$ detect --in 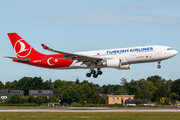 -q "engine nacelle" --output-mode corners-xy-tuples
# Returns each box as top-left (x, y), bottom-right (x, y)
(118, 64), (131, 70)
(101, 59), (121, 68)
